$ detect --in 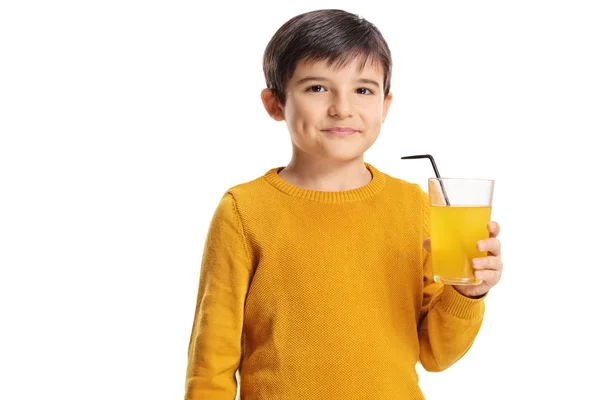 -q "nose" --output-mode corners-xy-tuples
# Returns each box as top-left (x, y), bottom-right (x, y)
(328, 93), (354, 118)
